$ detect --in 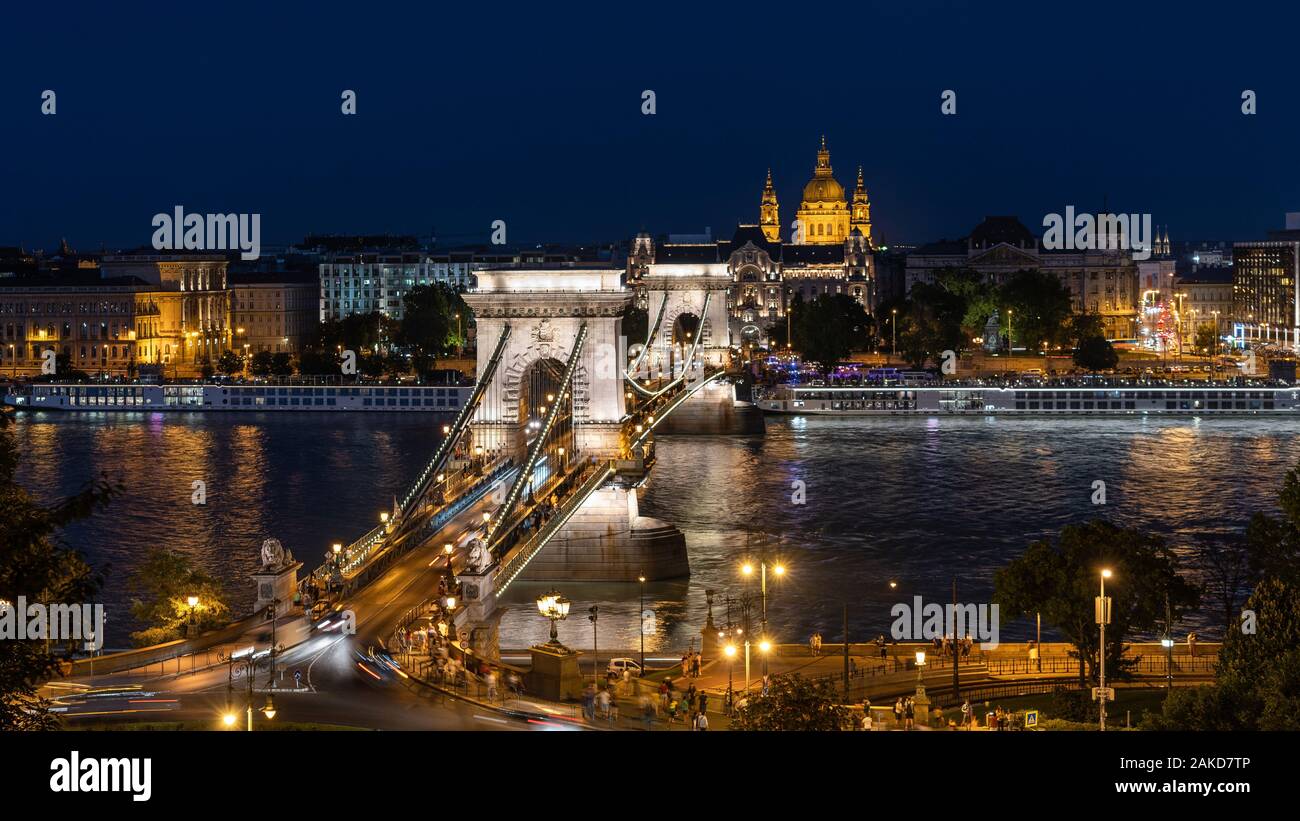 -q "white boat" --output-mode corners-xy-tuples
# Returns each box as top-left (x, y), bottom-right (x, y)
(2, 382), (472, 412)
(756, 382), (1300, 415)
